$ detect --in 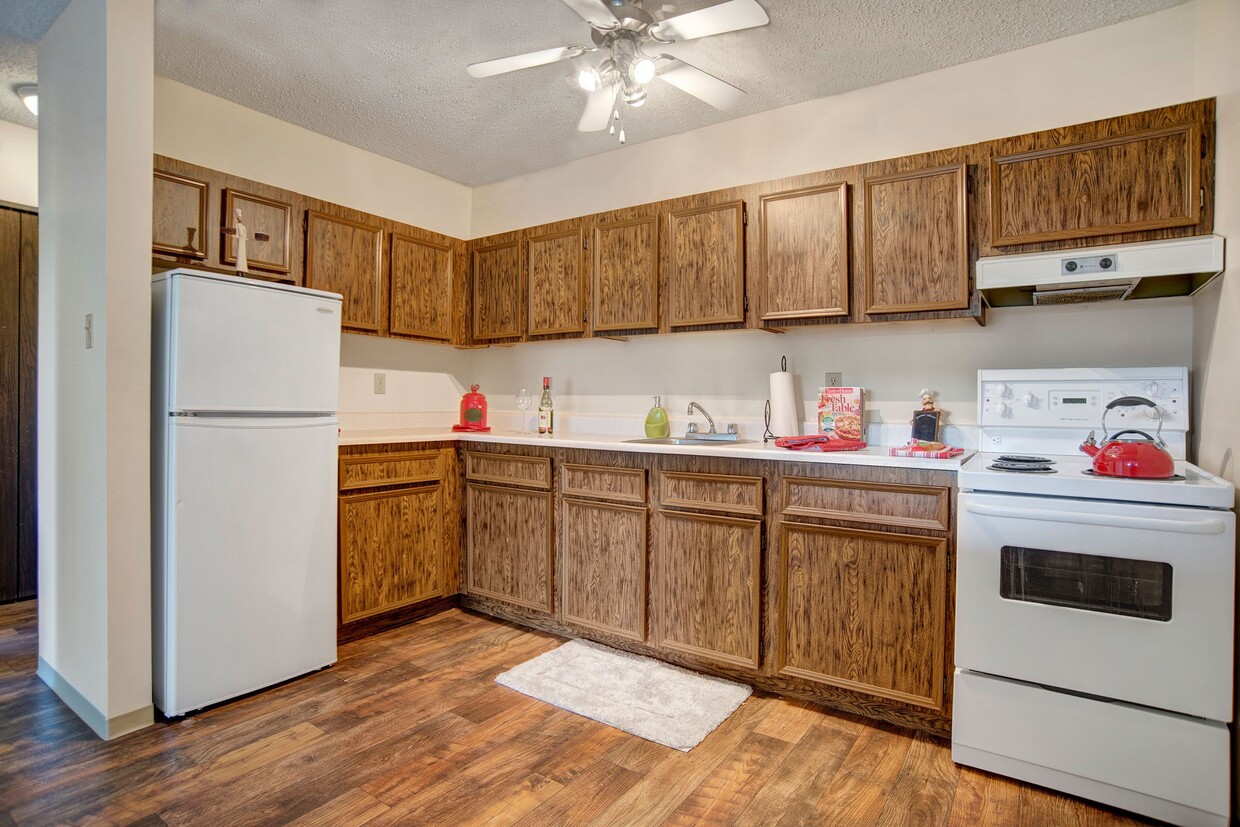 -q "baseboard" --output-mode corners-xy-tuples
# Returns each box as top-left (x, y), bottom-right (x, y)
(37, 657), (154, 740)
